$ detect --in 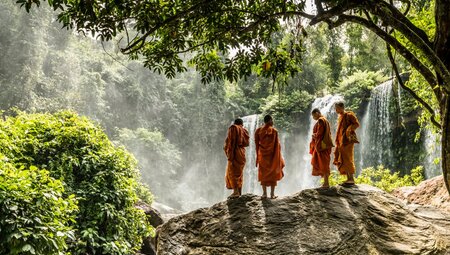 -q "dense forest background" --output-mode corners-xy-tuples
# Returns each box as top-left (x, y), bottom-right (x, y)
(0, 1), (435, 211)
